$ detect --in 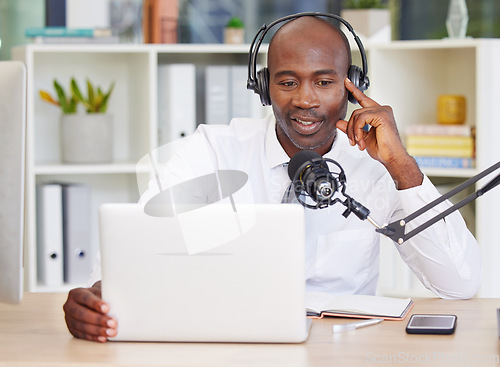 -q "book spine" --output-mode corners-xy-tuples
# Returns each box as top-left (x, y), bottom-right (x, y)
(45, 0), (66, 27)
(407, 146), (474, 158)
(406, 135), (474, 147)
(25, 27), (111, 38)
(414, 156), (475, 169)
(405, 124), (473, 137)
(32, 36), (119, 44)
